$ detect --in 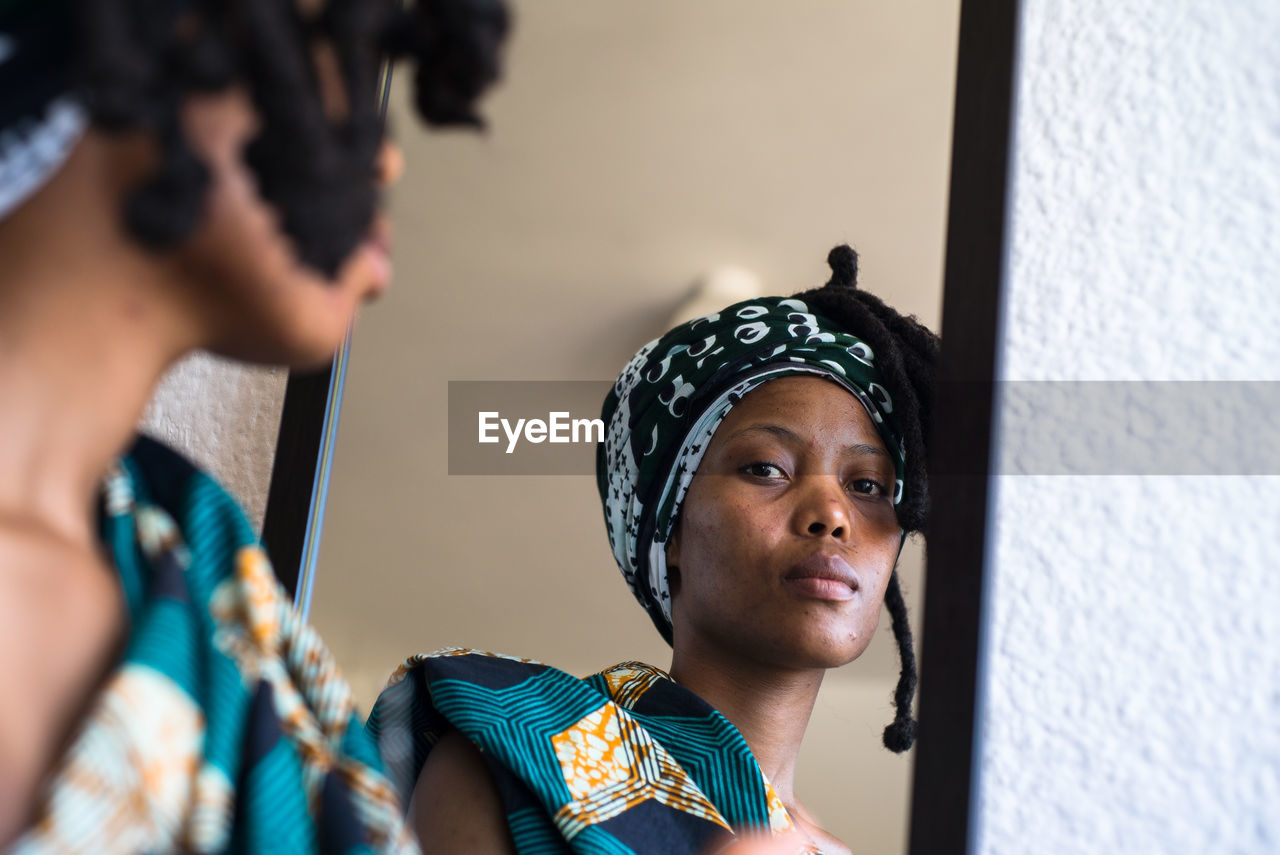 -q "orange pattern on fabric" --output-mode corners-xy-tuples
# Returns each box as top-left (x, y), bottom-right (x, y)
(551, 702), (633, 800)
(549, 700), (732, 839)
(763, 779), (794, 834)
(597, 661), (825, 853)
(601, 661), (666, 710)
